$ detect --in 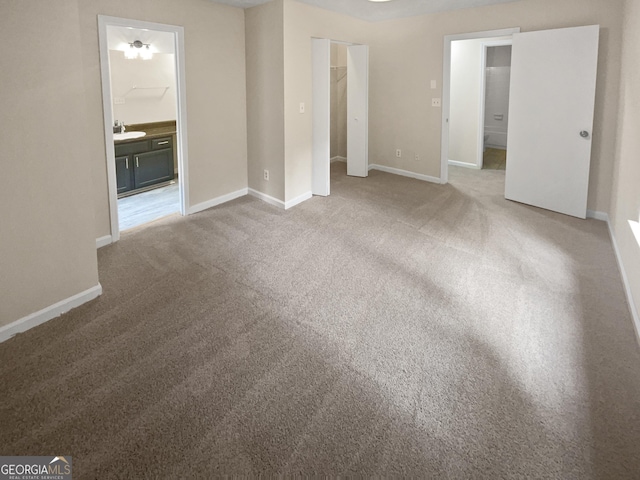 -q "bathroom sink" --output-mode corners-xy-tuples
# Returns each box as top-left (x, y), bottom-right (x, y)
(114, 131), (146, 140)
